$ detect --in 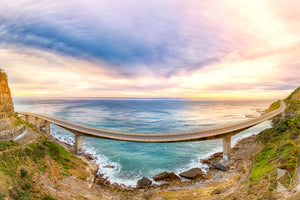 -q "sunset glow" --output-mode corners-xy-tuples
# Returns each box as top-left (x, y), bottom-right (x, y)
(1, 0), (299, 98)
